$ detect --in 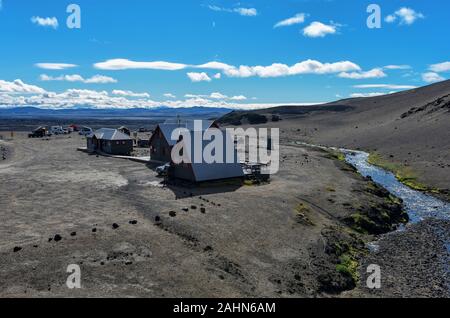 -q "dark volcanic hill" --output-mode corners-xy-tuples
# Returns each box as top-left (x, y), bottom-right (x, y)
(219, 80), (450, 198)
